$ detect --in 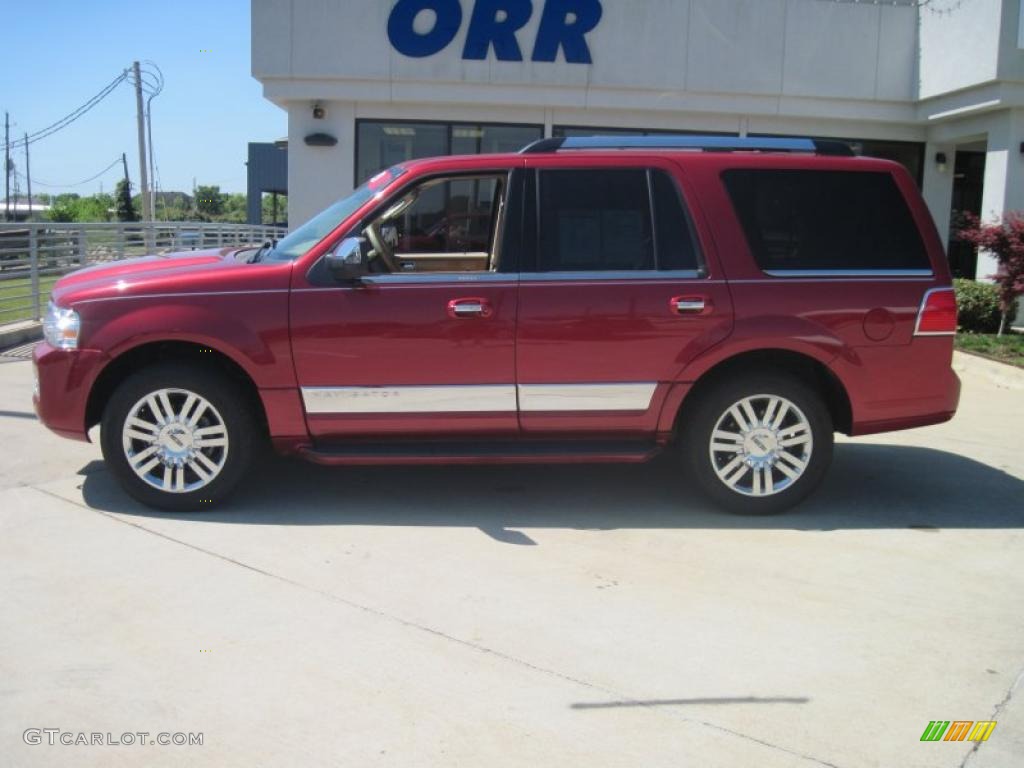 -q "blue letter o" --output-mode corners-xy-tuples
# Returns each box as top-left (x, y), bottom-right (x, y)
(388, 0), (463, 58)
